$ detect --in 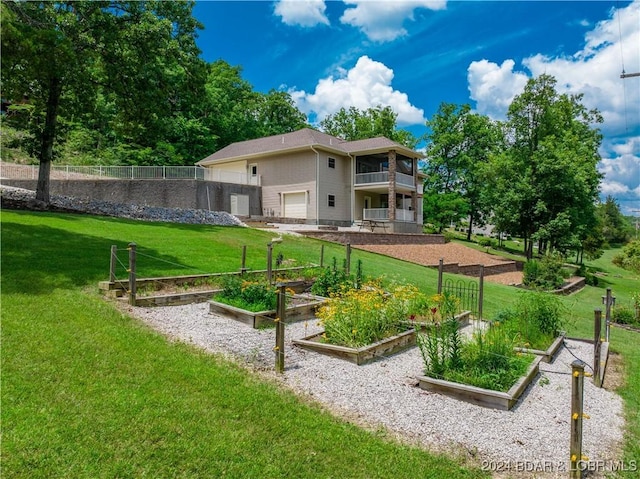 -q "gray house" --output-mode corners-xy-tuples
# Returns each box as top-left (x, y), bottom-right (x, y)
(197, 128), (425, 233)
